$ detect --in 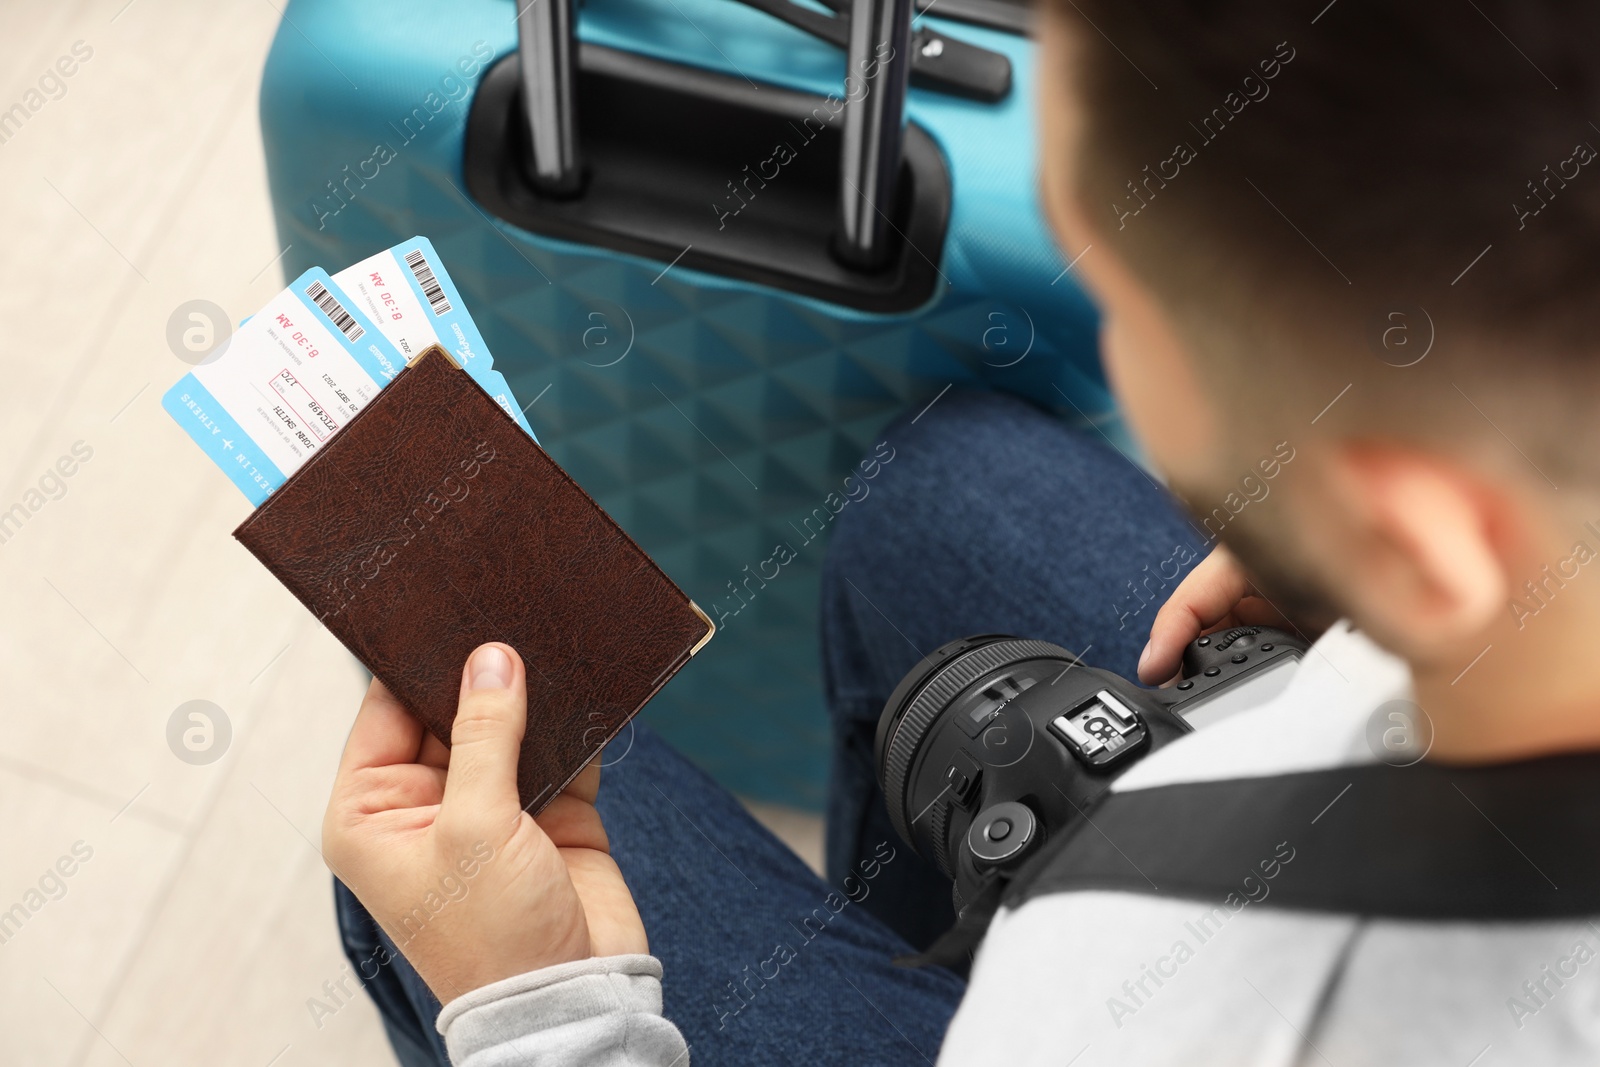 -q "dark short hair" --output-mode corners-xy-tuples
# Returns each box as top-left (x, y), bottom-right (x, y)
(1050, 0), (1600, 472)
